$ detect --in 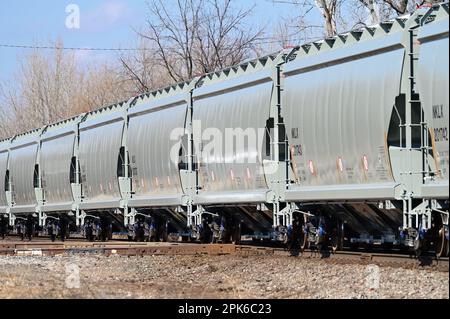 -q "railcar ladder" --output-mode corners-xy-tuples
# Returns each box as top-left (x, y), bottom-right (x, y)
(403, 25), (434, 233)
(407, 28), (432, 179)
